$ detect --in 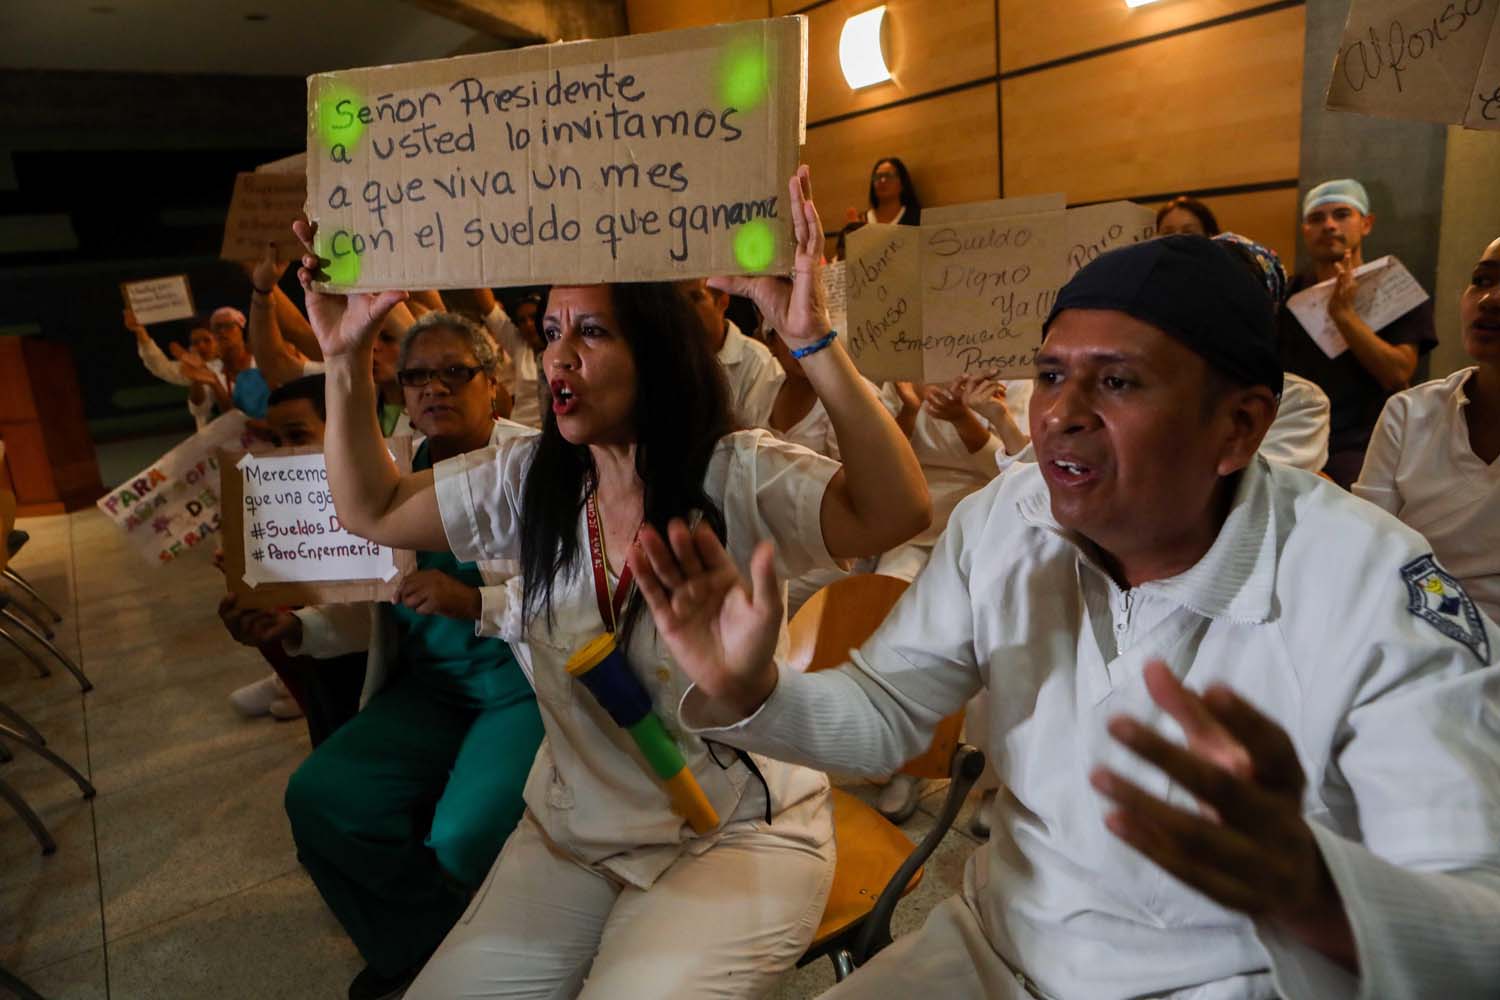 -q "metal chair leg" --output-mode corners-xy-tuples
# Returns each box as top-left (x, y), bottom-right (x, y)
(0, 624), (52, 679)
(0, 723), (95, 798)
(3, 593), (55, 641)
(0, 610), (91, 693)
(0, 775), (57, 855)
(3, 567), (63, 623)
(0, 698), (45, 745)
